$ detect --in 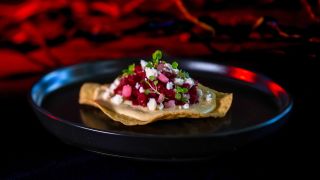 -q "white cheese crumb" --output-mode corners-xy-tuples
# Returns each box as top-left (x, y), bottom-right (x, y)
(158, 103), (164, 110)
(111, 94), (123, 105)
(197, 89), (203, 97)
(185, 78), (194, 87)
(139, 86), (145, 93)
(178, 105), (182, 109)
(135, 82), (140, 89)
(166, 82), (174, 90)
(174, 78), (184, 85)
(145, 67), (158, 79)
(182, 103), (189, 109)
(163, 63), (179, 74)
(173, 69), (179, 74)
(109, 78), (120, 94)
(140, 59), (147, 69)
(164, 63), (173, 69)
(206, 93), (213, 102)
(147, 98), (157, 111)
